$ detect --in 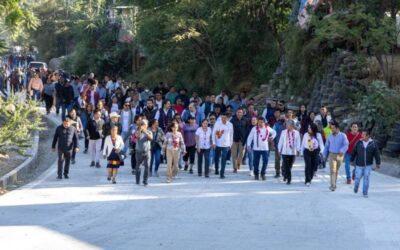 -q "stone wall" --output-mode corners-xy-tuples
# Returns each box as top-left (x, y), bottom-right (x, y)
(254, 50), (399, 157)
